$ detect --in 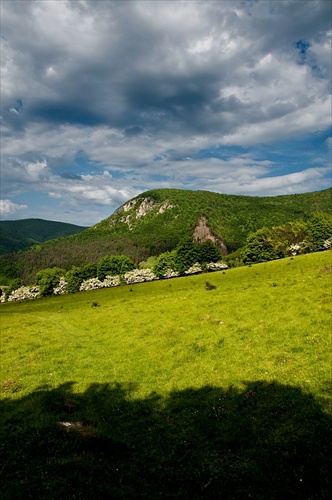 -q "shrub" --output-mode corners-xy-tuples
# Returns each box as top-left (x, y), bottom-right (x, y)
(97, 255), (135, 280)
(123, 269), (158, 284)
(35, 267), (66, 296)
(163, 269), (180, 279)
(5, 278), (26, 300)
(53, 277), (67, 295)
(65, 263), (97, 293)
(103, 275), (121, 288)
(7, 285), (40, 301)
(206, 262), (228, 271)
(79, 278), (104, 291)
(185, 263), (202, 275)
(79, 275), (120, 291)
(153, 250), (179, 278)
